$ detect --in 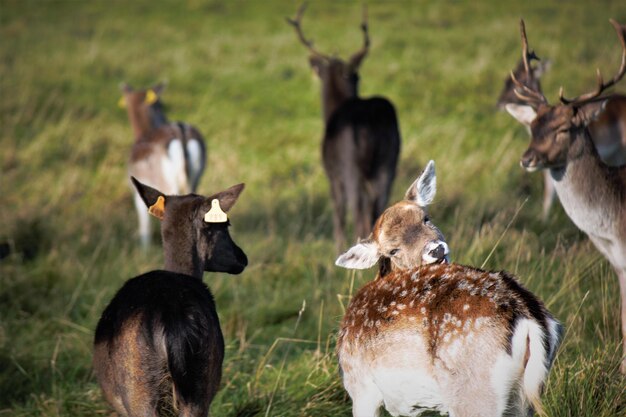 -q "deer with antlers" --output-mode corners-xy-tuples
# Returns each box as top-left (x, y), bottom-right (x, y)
(500, 54), (626, 221)
(120, 83), (207, 248)
(287, 4), (401, 253)
(506, 19), (626, 373)
(335, 161), (562, 417)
